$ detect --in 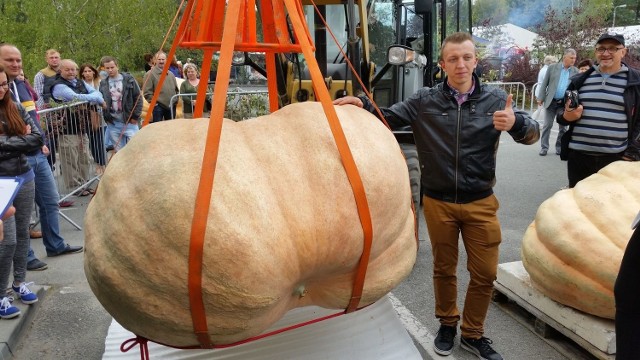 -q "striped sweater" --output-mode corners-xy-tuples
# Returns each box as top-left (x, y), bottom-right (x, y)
(571, 67), (628, 154)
